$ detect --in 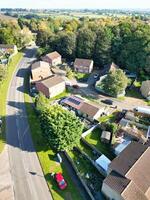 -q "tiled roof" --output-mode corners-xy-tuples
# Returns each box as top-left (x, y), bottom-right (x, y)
(45, 51), (61, 60)
(79, 102), (102, 117)
(39, 75), (64, 88)
(31, 61), (50, 70)
(74, 58), (93, 68)
(104, 170), (130, 194)
(109, 142), (148, 176)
